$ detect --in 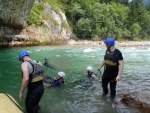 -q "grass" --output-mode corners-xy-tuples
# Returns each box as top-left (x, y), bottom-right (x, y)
(27, 3), (45, 25)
